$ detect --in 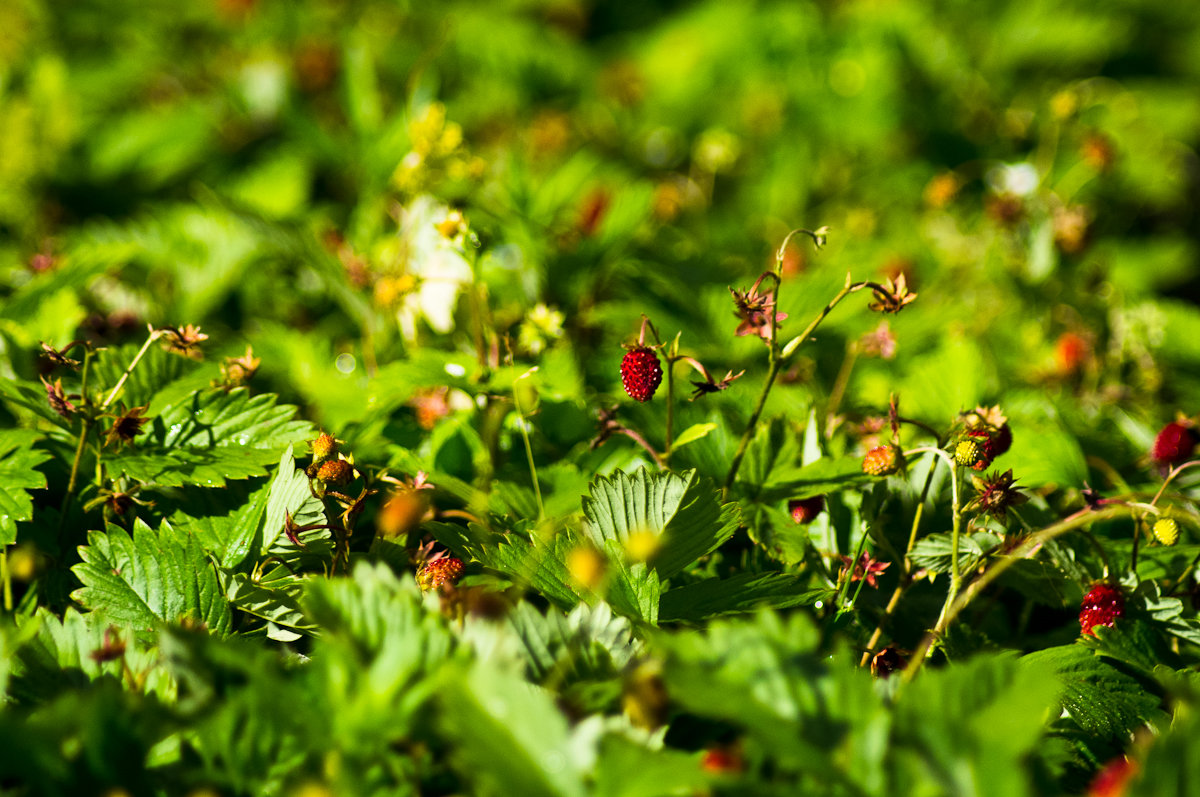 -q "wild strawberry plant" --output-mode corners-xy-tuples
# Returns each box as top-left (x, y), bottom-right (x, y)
(3, 2), (1200, 795)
